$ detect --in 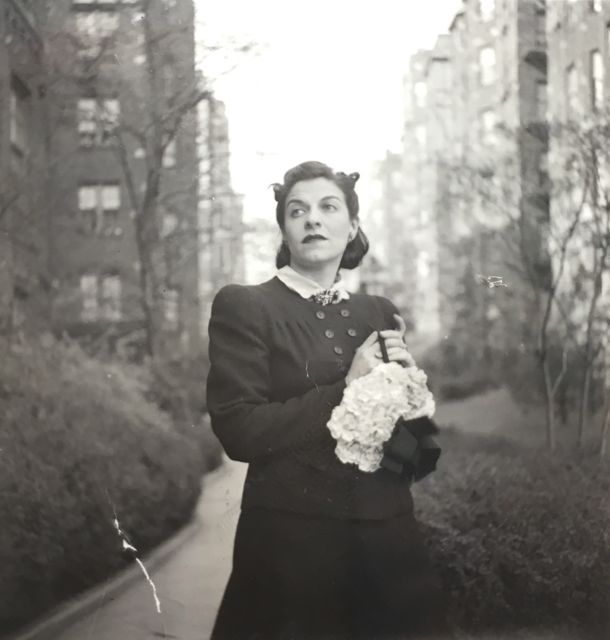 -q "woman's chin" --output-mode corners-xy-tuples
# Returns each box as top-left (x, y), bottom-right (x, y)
(295, 252), (339, 267)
